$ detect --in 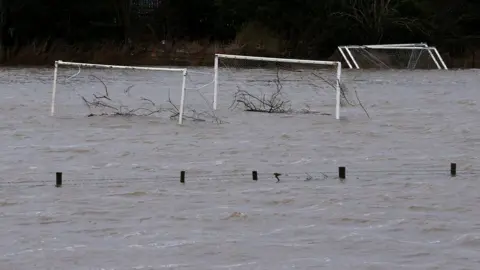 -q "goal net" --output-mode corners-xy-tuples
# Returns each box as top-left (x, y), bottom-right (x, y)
(338, 43), (448, 70)
(50, 61), (191, 124)
(213, 54), (351, 120)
